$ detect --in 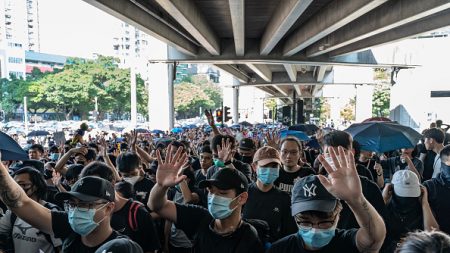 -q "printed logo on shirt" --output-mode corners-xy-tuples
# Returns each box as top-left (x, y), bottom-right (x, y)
(277, 183), (293, 194)
(303, 183), (317, 197)
(136, 191), (148, 200)
(16, 224), (33, 235)
(273, 207), (280, 213)
(13, 233), (37, 242)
